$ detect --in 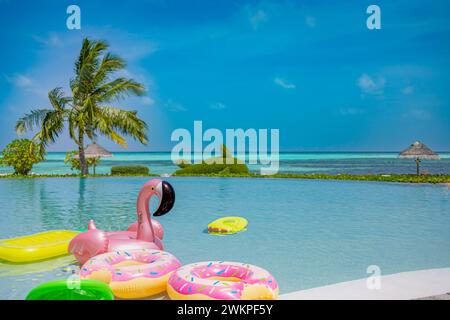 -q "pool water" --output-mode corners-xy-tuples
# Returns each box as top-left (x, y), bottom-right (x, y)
(0, 177), (449, 299)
